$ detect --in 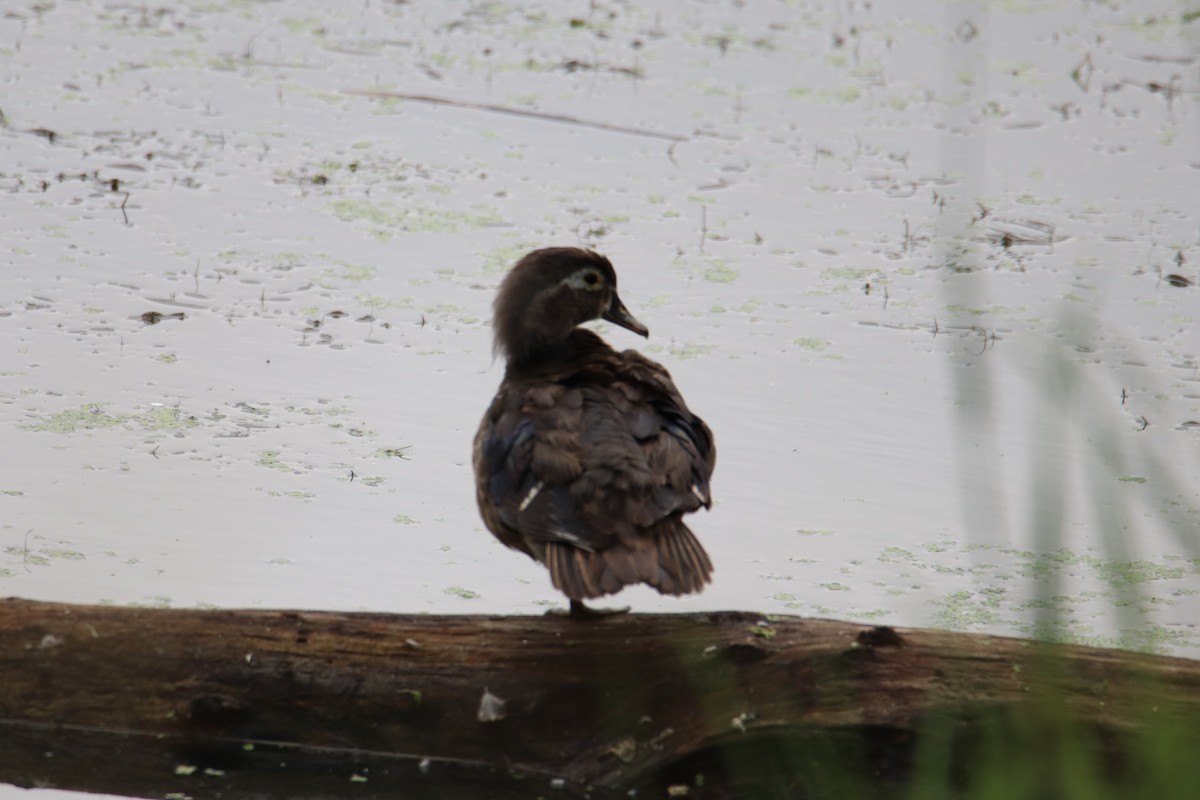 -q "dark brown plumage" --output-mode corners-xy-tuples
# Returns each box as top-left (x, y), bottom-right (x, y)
(473, 247), (715, 615)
